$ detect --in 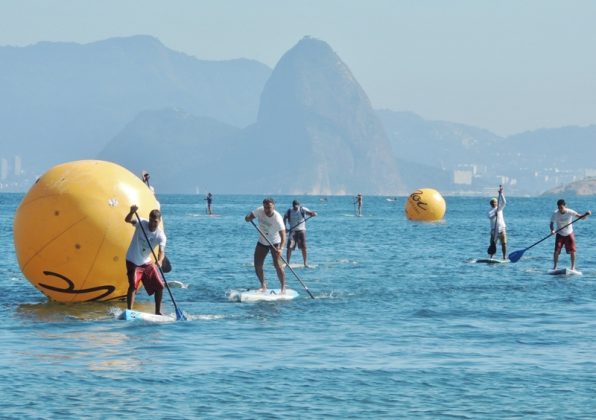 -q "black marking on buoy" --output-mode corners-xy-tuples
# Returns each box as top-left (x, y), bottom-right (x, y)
(39, 271), (116, 301)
